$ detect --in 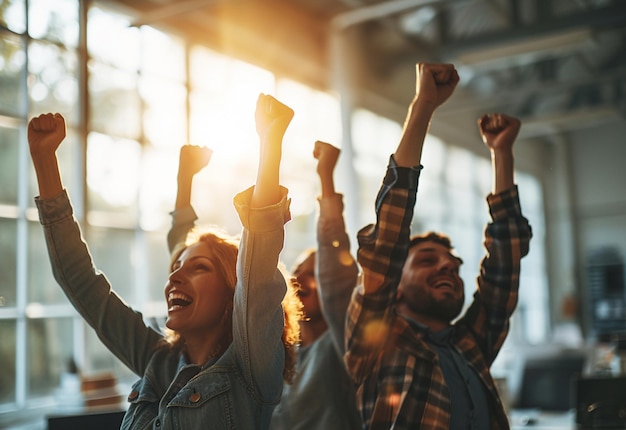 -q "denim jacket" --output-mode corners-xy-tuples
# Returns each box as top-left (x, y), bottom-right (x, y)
(36, 186), (291, 430)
